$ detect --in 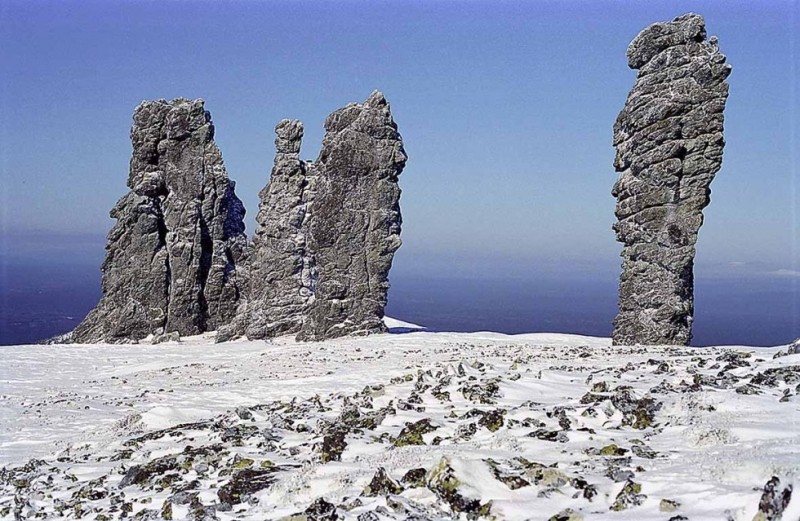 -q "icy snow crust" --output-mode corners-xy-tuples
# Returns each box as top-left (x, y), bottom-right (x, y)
(1, 323), (799, 520)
